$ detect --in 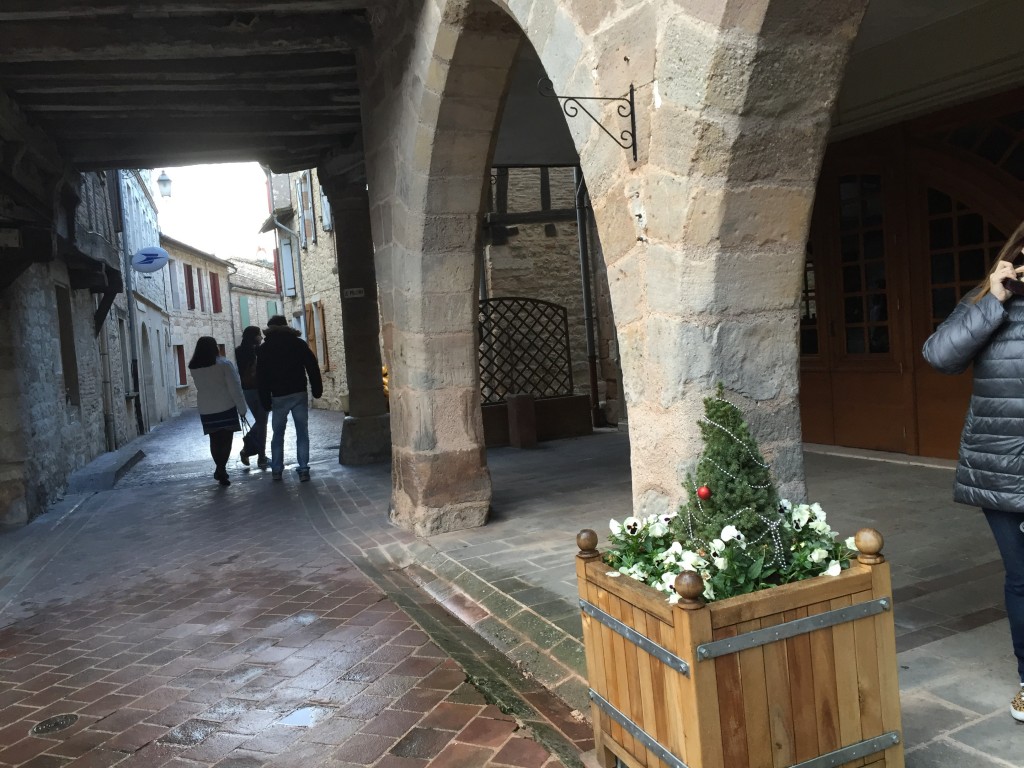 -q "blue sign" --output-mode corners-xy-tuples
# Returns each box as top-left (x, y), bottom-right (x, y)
(131, 246), (169, 273)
